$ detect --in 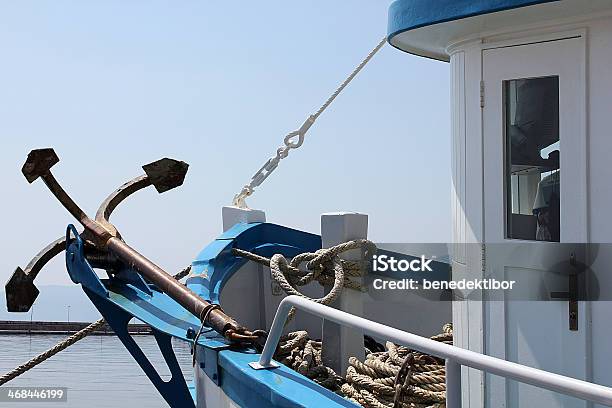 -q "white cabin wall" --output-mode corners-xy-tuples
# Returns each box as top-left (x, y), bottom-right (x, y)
(587, 16), (612, 242)
(449, 11), (612, 408)
(584, 16), (612, 404)
(451, 50), (467, 263)
(450, 44), (486, 408)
